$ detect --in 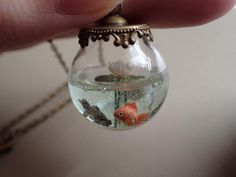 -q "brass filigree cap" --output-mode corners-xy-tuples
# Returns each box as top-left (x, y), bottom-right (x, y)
(78, 15), (153, 49)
